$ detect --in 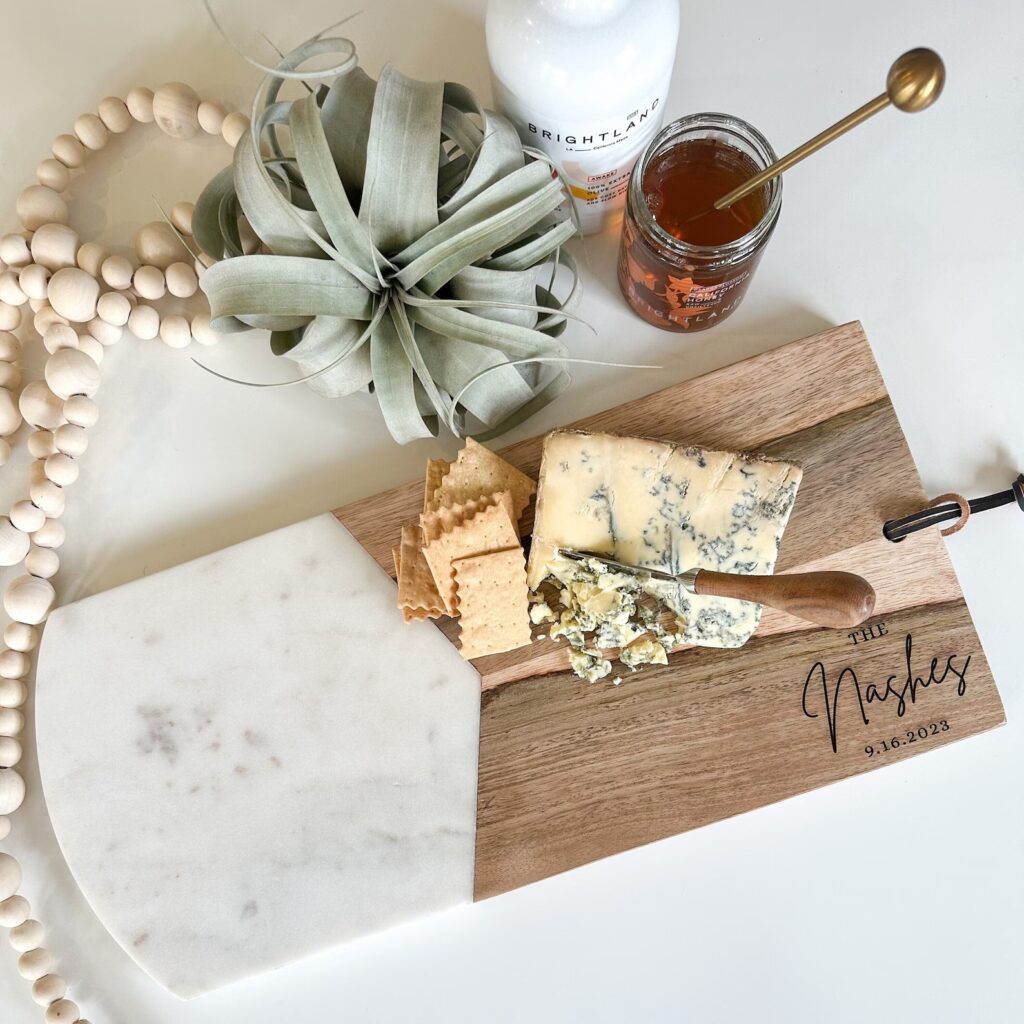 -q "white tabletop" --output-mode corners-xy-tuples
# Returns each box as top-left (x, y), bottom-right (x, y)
(2, 0), (1021, 1020)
